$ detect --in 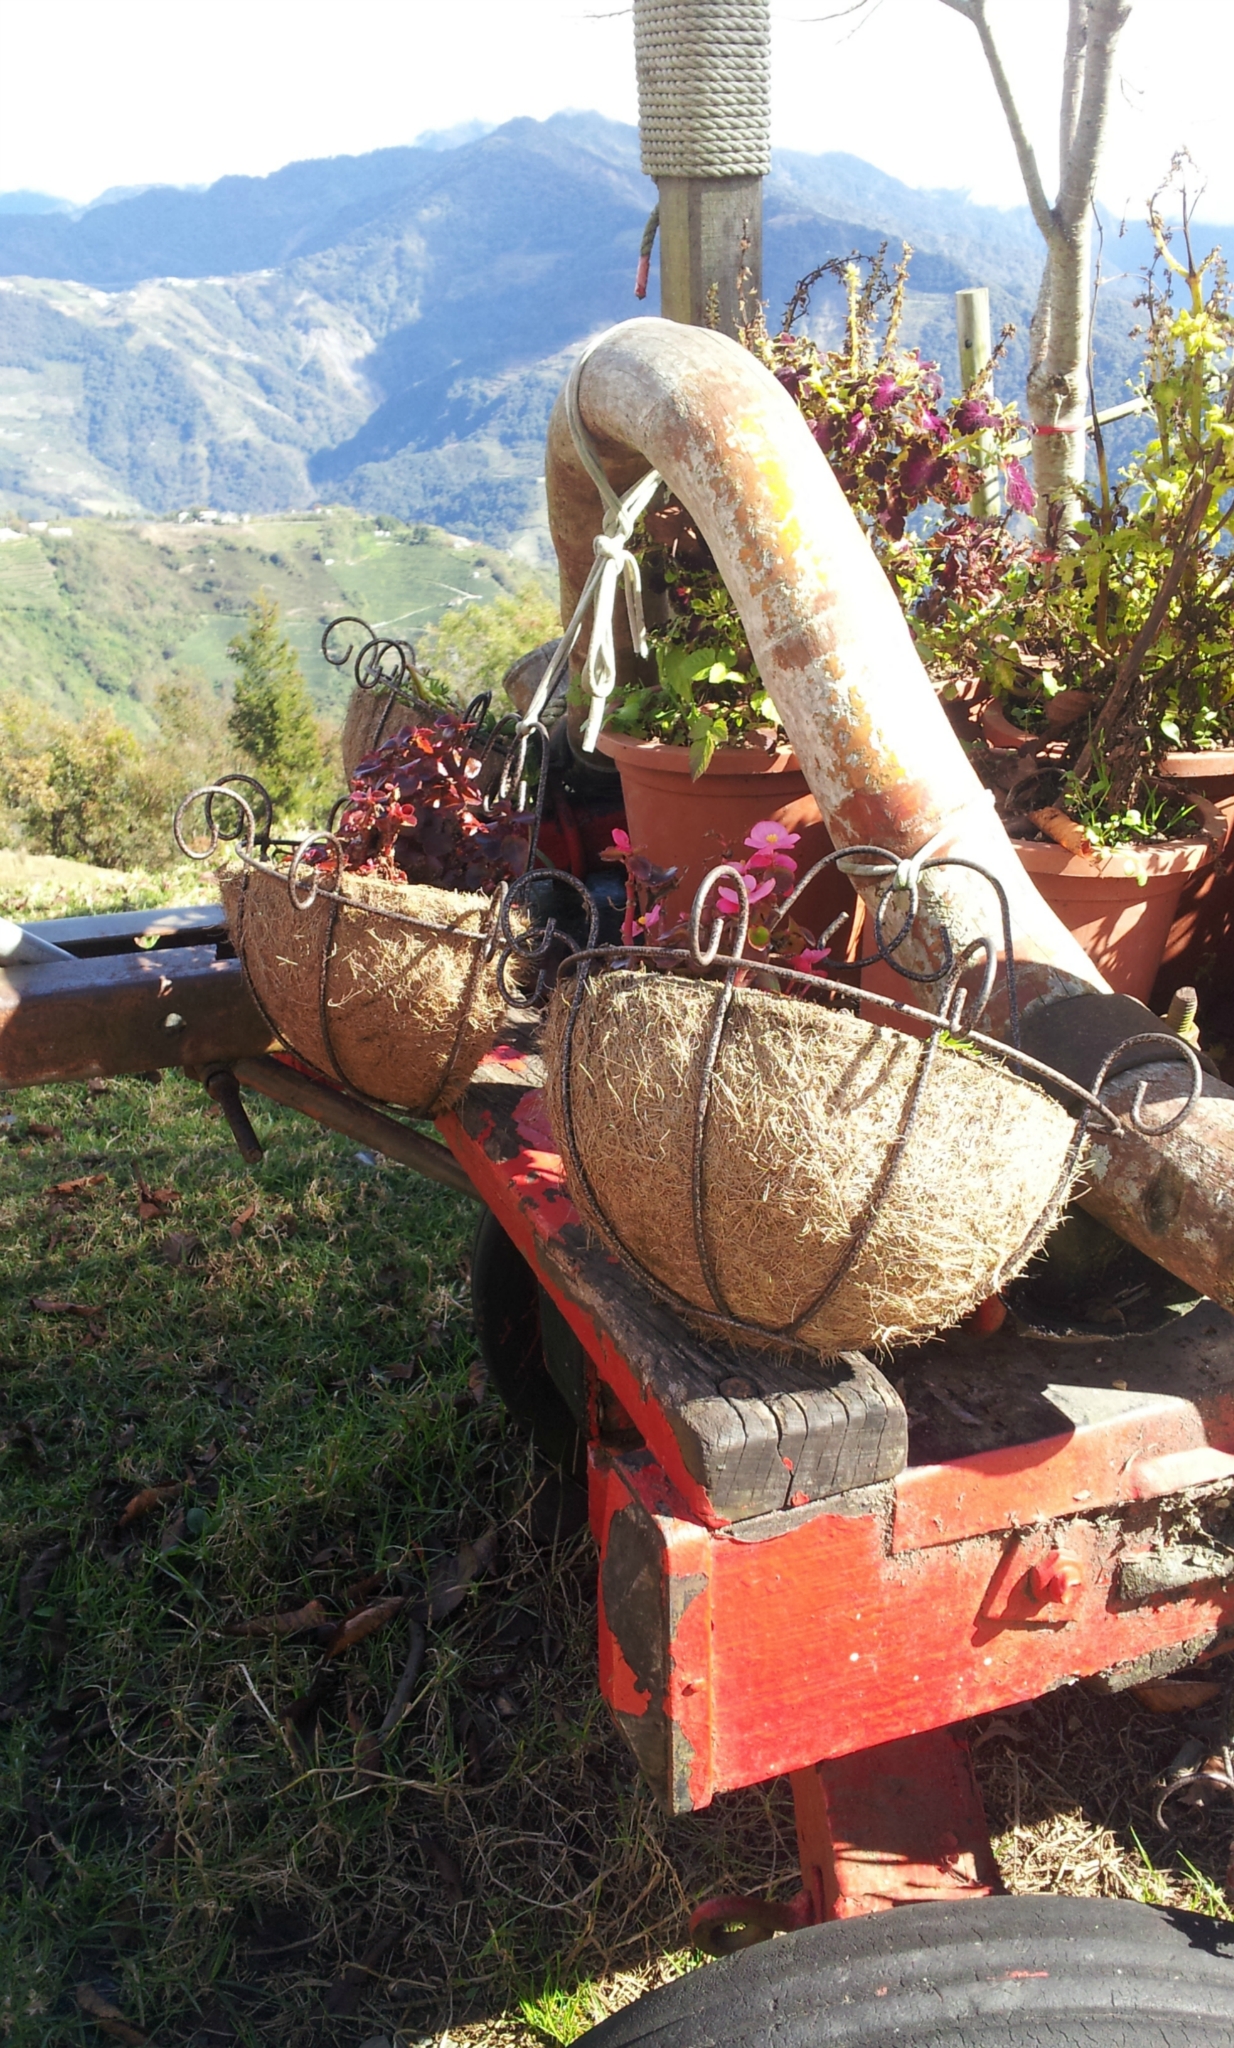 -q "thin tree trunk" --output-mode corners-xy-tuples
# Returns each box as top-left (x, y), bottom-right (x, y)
(1026, 219), (1090, 529)
(938, 0), (1131, 537)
